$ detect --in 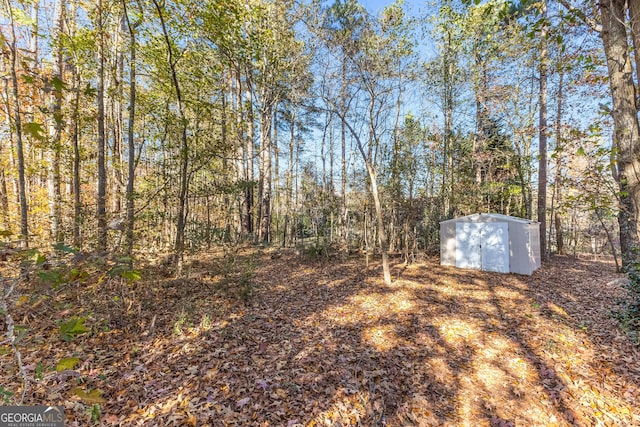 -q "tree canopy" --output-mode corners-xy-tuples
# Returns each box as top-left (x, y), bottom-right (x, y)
(0, 0), (632, 279)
